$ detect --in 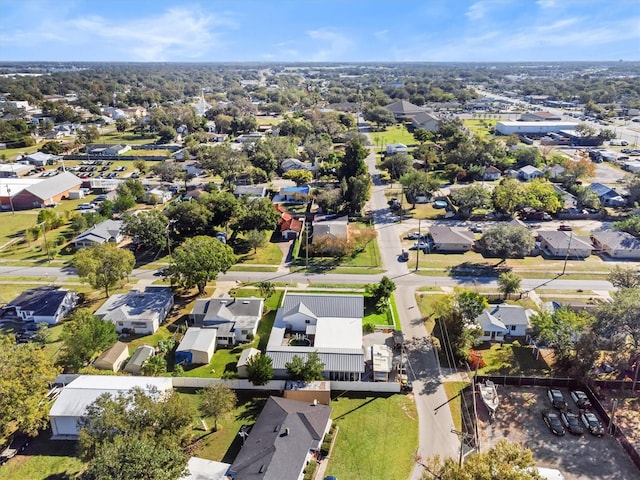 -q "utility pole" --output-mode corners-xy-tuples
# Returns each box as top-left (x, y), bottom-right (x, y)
(415, 218), (421, 271)
(38, 221), (51, 263)
(561, 231), (573, 276)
